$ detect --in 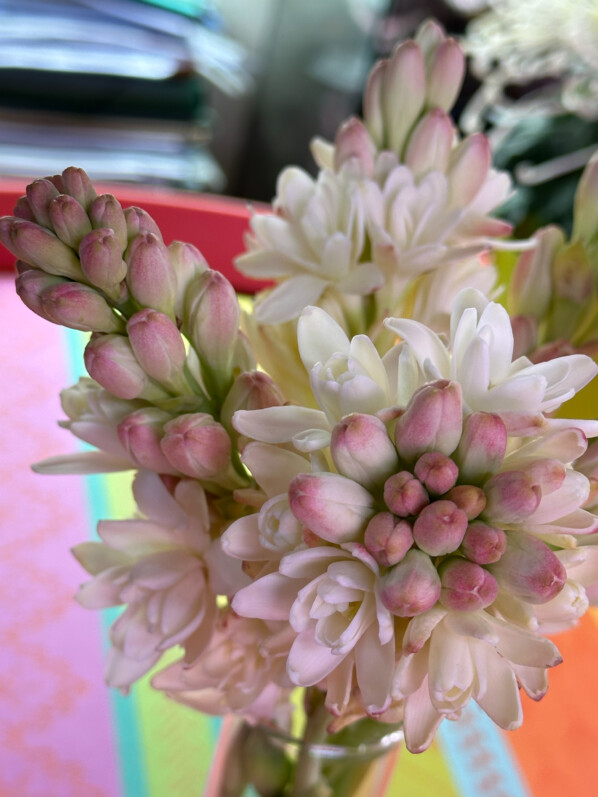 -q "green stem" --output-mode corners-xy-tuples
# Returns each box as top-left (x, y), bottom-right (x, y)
(290, 695), (331, 797)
